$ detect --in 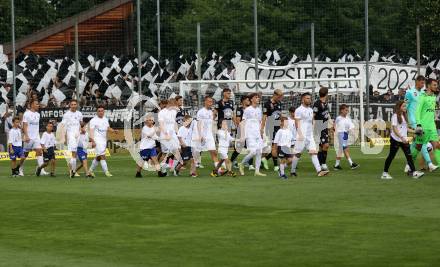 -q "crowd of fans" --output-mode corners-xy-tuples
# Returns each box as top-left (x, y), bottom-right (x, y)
(370, 88), (406, 103)
(2, 50), (432, 113)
